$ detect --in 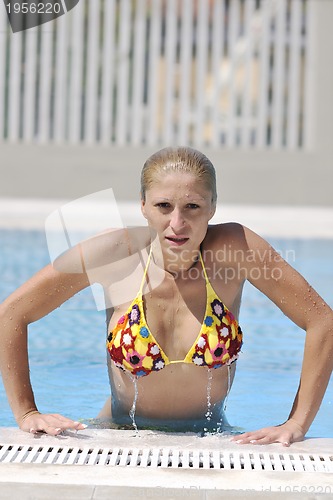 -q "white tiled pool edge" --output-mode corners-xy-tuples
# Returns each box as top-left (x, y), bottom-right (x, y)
(0, 429), (332, 499)
(1, 197), (333, 238)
